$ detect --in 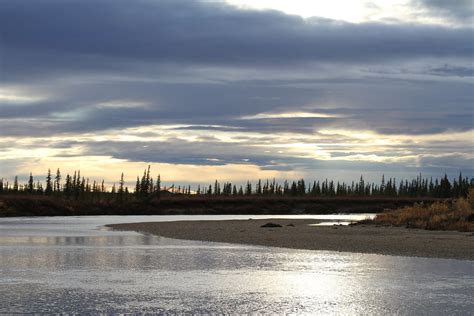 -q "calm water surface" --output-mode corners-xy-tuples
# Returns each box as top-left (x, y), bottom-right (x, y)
(0, 215), (473, 314)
